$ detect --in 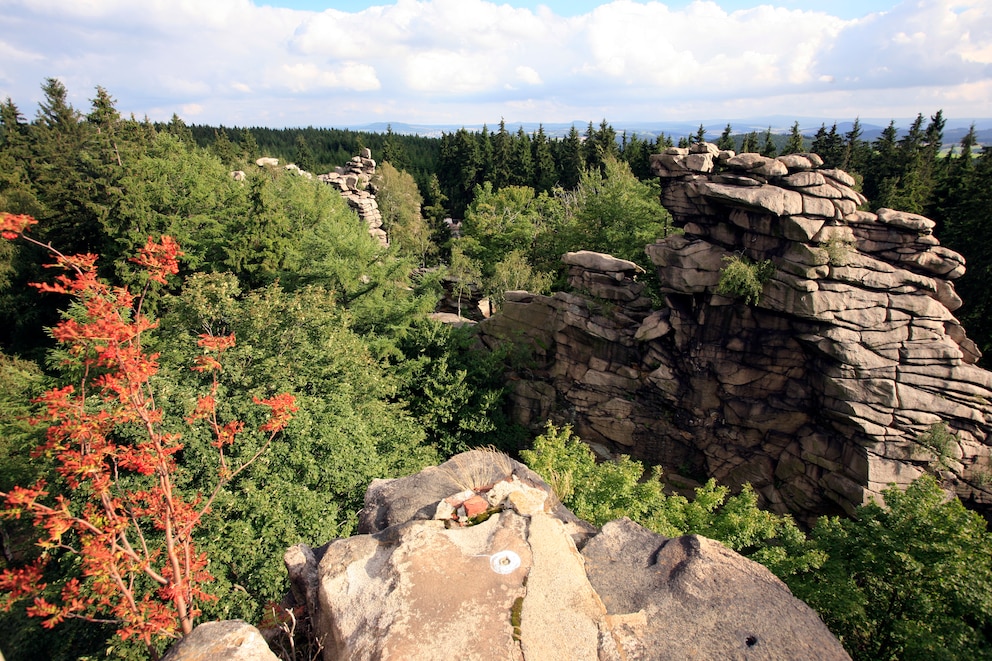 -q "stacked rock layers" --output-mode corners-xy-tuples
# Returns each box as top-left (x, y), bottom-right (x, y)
(479, 144), (992, 518)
